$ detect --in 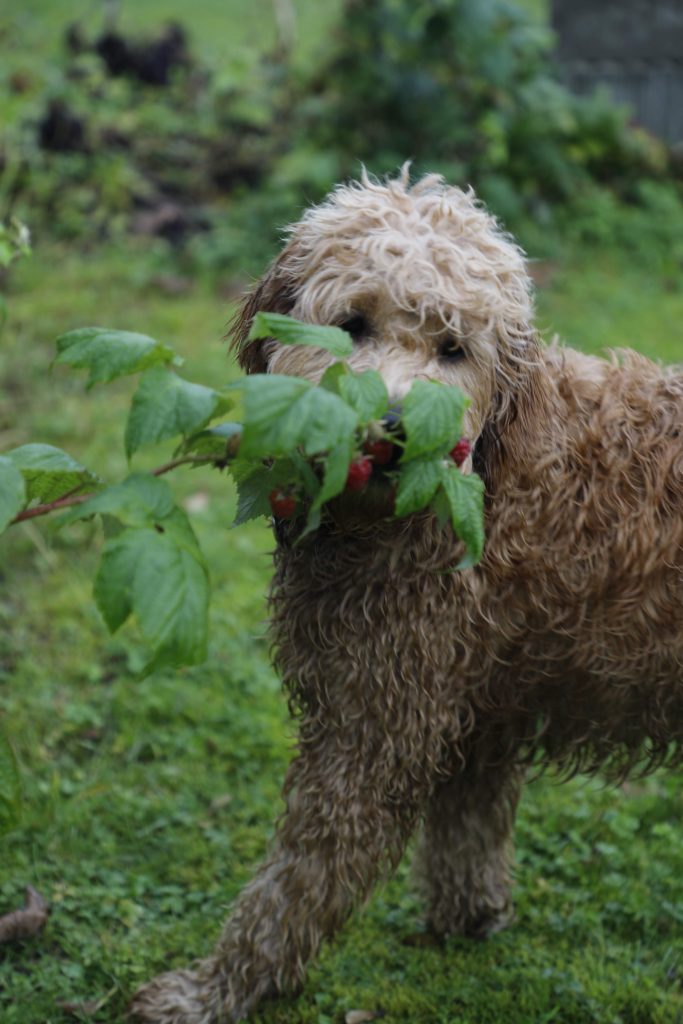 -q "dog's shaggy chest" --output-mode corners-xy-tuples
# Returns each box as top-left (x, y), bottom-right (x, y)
(269, 341), (683, 780)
